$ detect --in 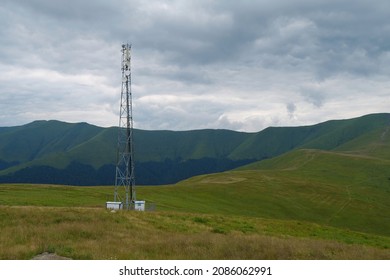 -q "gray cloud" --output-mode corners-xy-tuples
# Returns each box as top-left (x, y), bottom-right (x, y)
(0, 0), (389, 131)
(300, 86), (327, 108)
(286, 102), (297, 119)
